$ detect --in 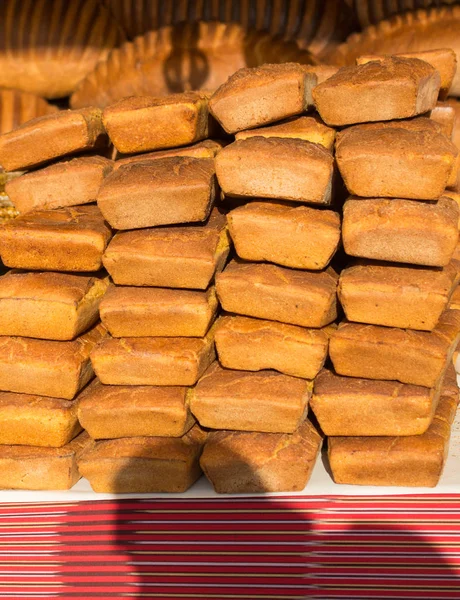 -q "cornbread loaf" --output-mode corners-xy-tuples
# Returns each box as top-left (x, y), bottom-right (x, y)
(209, 63), (316, 133)
(0, 322), (106, 399)
(78, 425), (206, 493)
(0, 205), (112, 272)
(356, 49), (457, 100)
(235, 115), (336, 150)
(0, 391), (83, 447)
(215, 137), (334, 204)
(338, 261), (459, 331)
(0, 271), (109, 340)
(329, 309), (460, 388)
(0, 109), (107, 172)
(200, 418), (322, 493)
(5, 157), (113, 214)
(327, 367), (459, 487)
(77, 379), (195, 439)
(313, 57), (440, 126)
(335, 118), (458, 199)
(215, 315), (329, 379)
(428, 102), (455, 138)
(190, 362), (311, 434)
(100, 285), (218, 338)
(311, 368), (443, 437)
(102, 208), (229, 289)
(91, 329), (215, 386)
(97, 156), (215, 229)
(227, 201), (340, 270)
(102, 92), (212, 154)
(216, 260), (338, 328)
(342, 197), (459, 267)
(0, 431), (90, 491)
(113, 140), (224, 170)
